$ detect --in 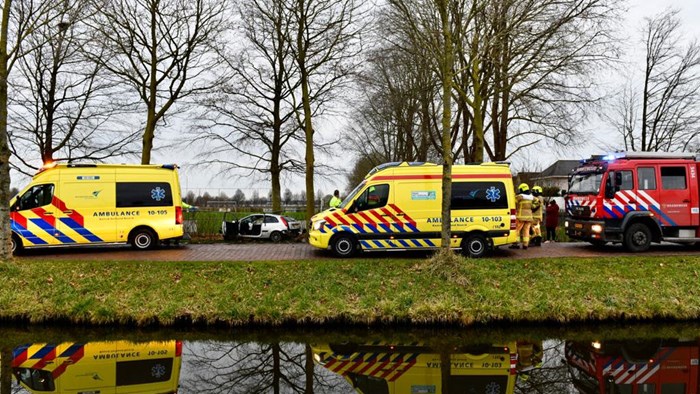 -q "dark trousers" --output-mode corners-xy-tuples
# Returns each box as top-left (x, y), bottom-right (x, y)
(546, 227), (556, 241)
